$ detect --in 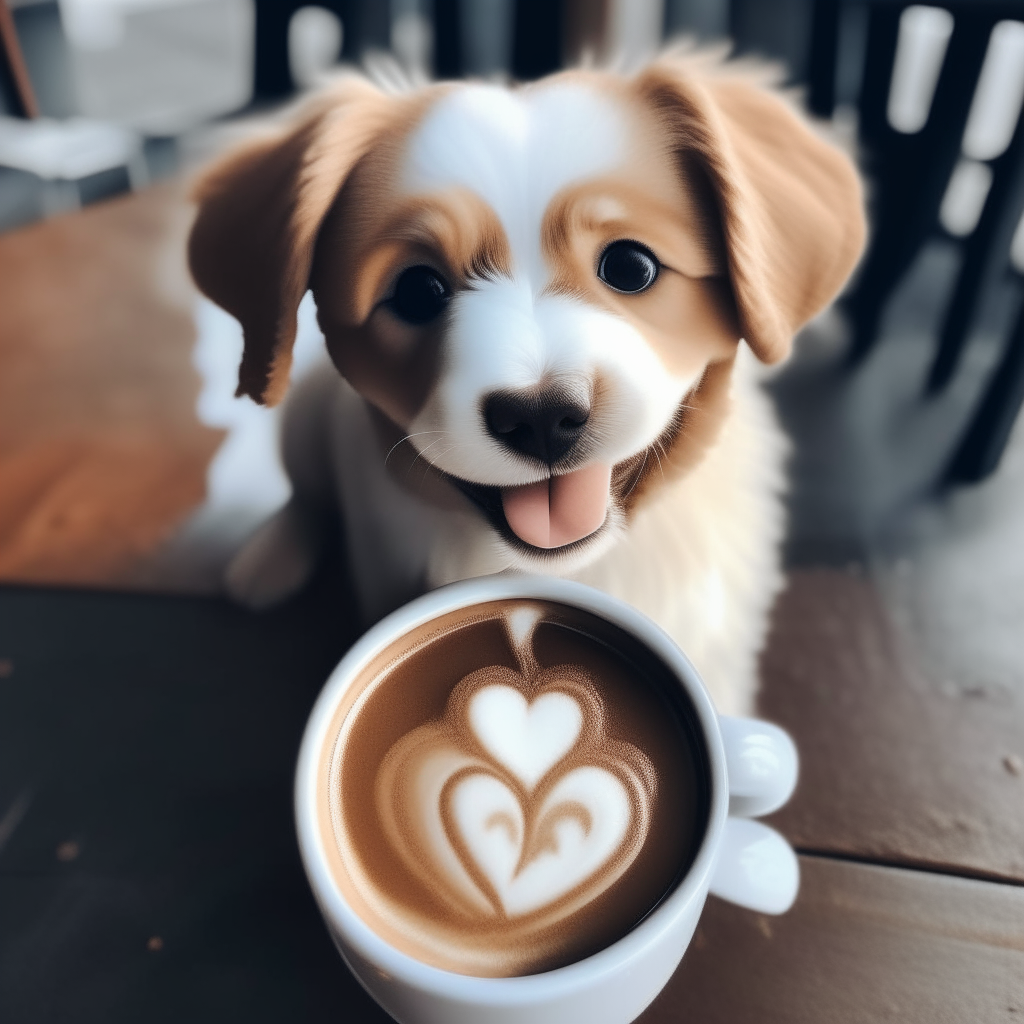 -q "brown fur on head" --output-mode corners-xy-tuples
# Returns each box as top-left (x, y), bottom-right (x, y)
(189, 50), (864, 566)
